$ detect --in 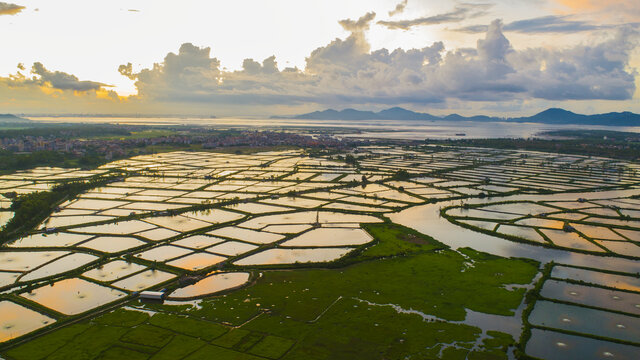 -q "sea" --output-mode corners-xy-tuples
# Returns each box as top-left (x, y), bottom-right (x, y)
(27, 117), (640, 140)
